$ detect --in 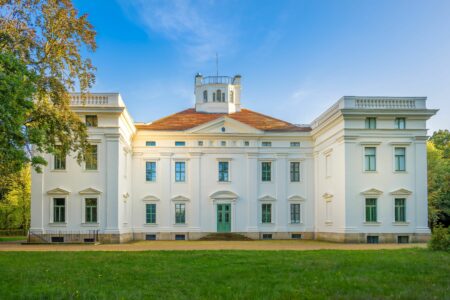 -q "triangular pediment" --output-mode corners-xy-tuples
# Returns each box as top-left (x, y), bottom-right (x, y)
(79, 187), (102, 195)
(143, 195), (160, 201)
(210, 190), (239, 200)
(390, 188), (412, 196)
(47, 187), (70, 195)
(188, 116), (263, 134)
(361, 188), (383, 196)
(258, 195), (276, 201)
(288, 195), (306, 202)
(171, 195), (190, 202)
